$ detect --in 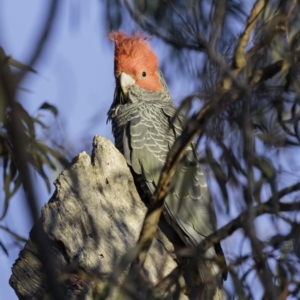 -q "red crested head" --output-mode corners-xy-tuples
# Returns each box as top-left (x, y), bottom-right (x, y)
(109, 30), (163, 92)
